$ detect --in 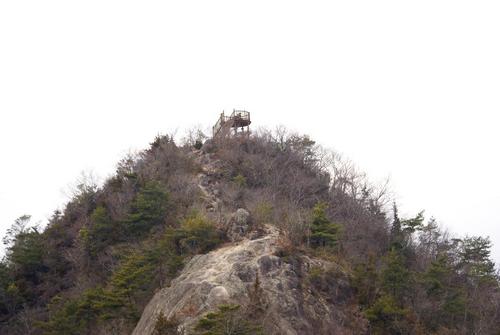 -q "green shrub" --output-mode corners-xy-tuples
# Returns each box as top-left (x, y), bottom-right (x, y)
(351, 257), (378, 307)
(153, 312), (181, 335)
(194, 140), (203, 150)
(232, 174), (247, 188)
(308, 266), (325, 288)
(364, 294), (409, 335)
(38, 298), (83, 335)
(194, 304), (261, 335)
(253, 202), (273, 225)
(39, 288), (123, 335)
(165, 213), (222, 255)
